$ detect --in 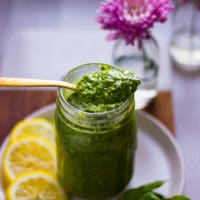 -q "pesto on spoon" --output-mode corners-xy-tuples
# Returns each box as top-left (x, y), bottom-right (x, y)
(67, 64), (140, 112)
